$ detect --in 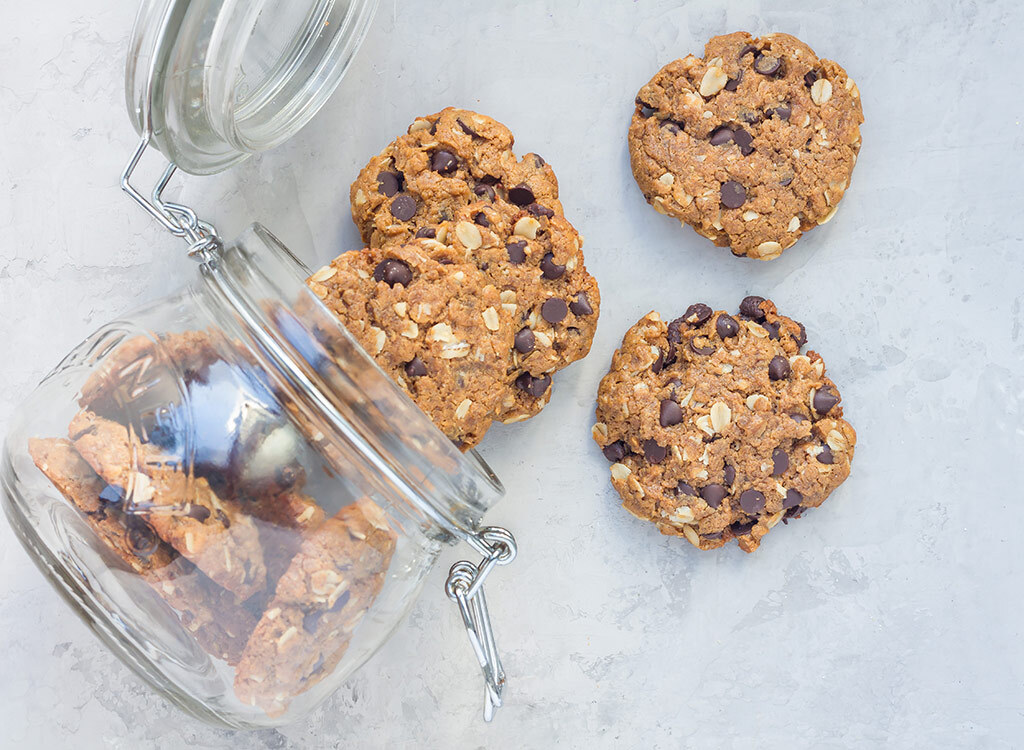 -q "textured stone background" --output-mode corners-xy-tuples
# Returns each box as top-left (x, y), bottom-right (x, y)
(1, 1), (1022, 748)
